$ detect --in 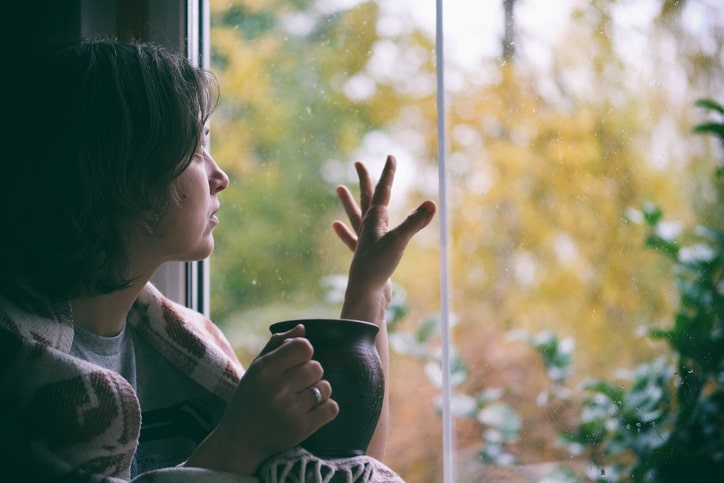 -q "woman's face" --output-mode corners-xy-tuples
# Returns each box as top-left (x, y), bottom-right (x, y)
(134, 142), (229, 268)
